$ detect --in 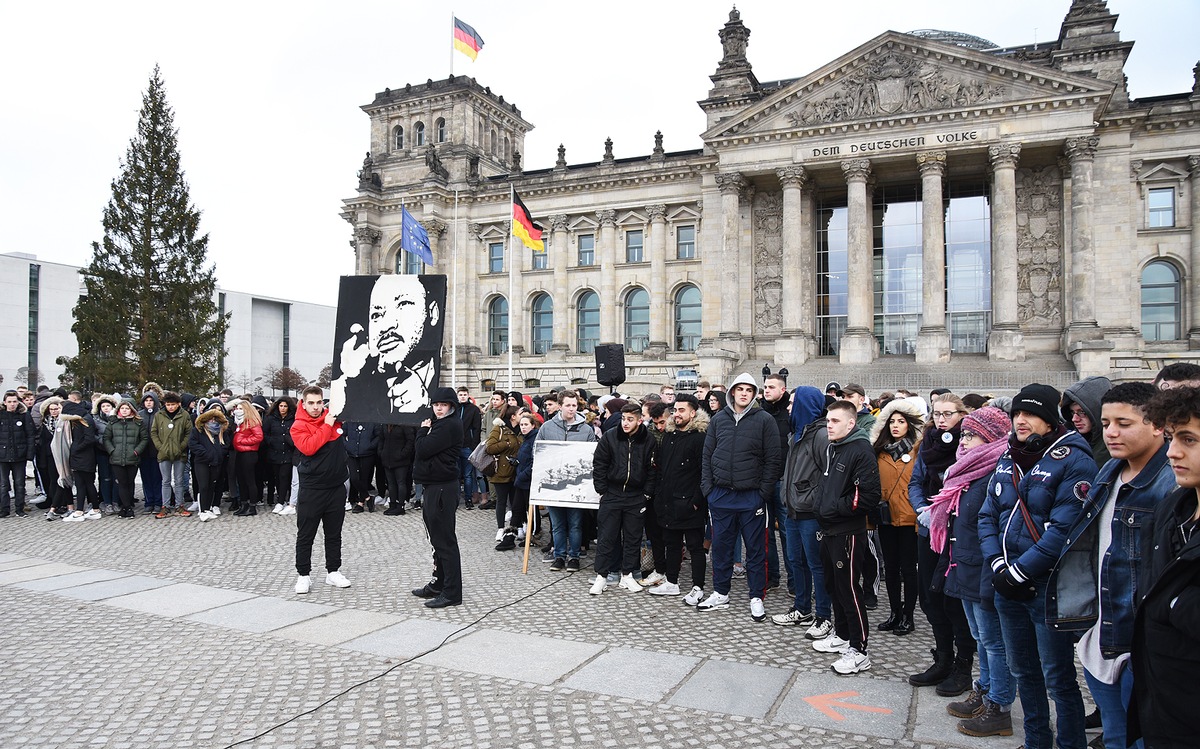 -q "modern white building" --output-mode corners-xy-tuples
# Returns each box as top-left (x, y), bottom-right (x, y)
(0, 252), (336, 394)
